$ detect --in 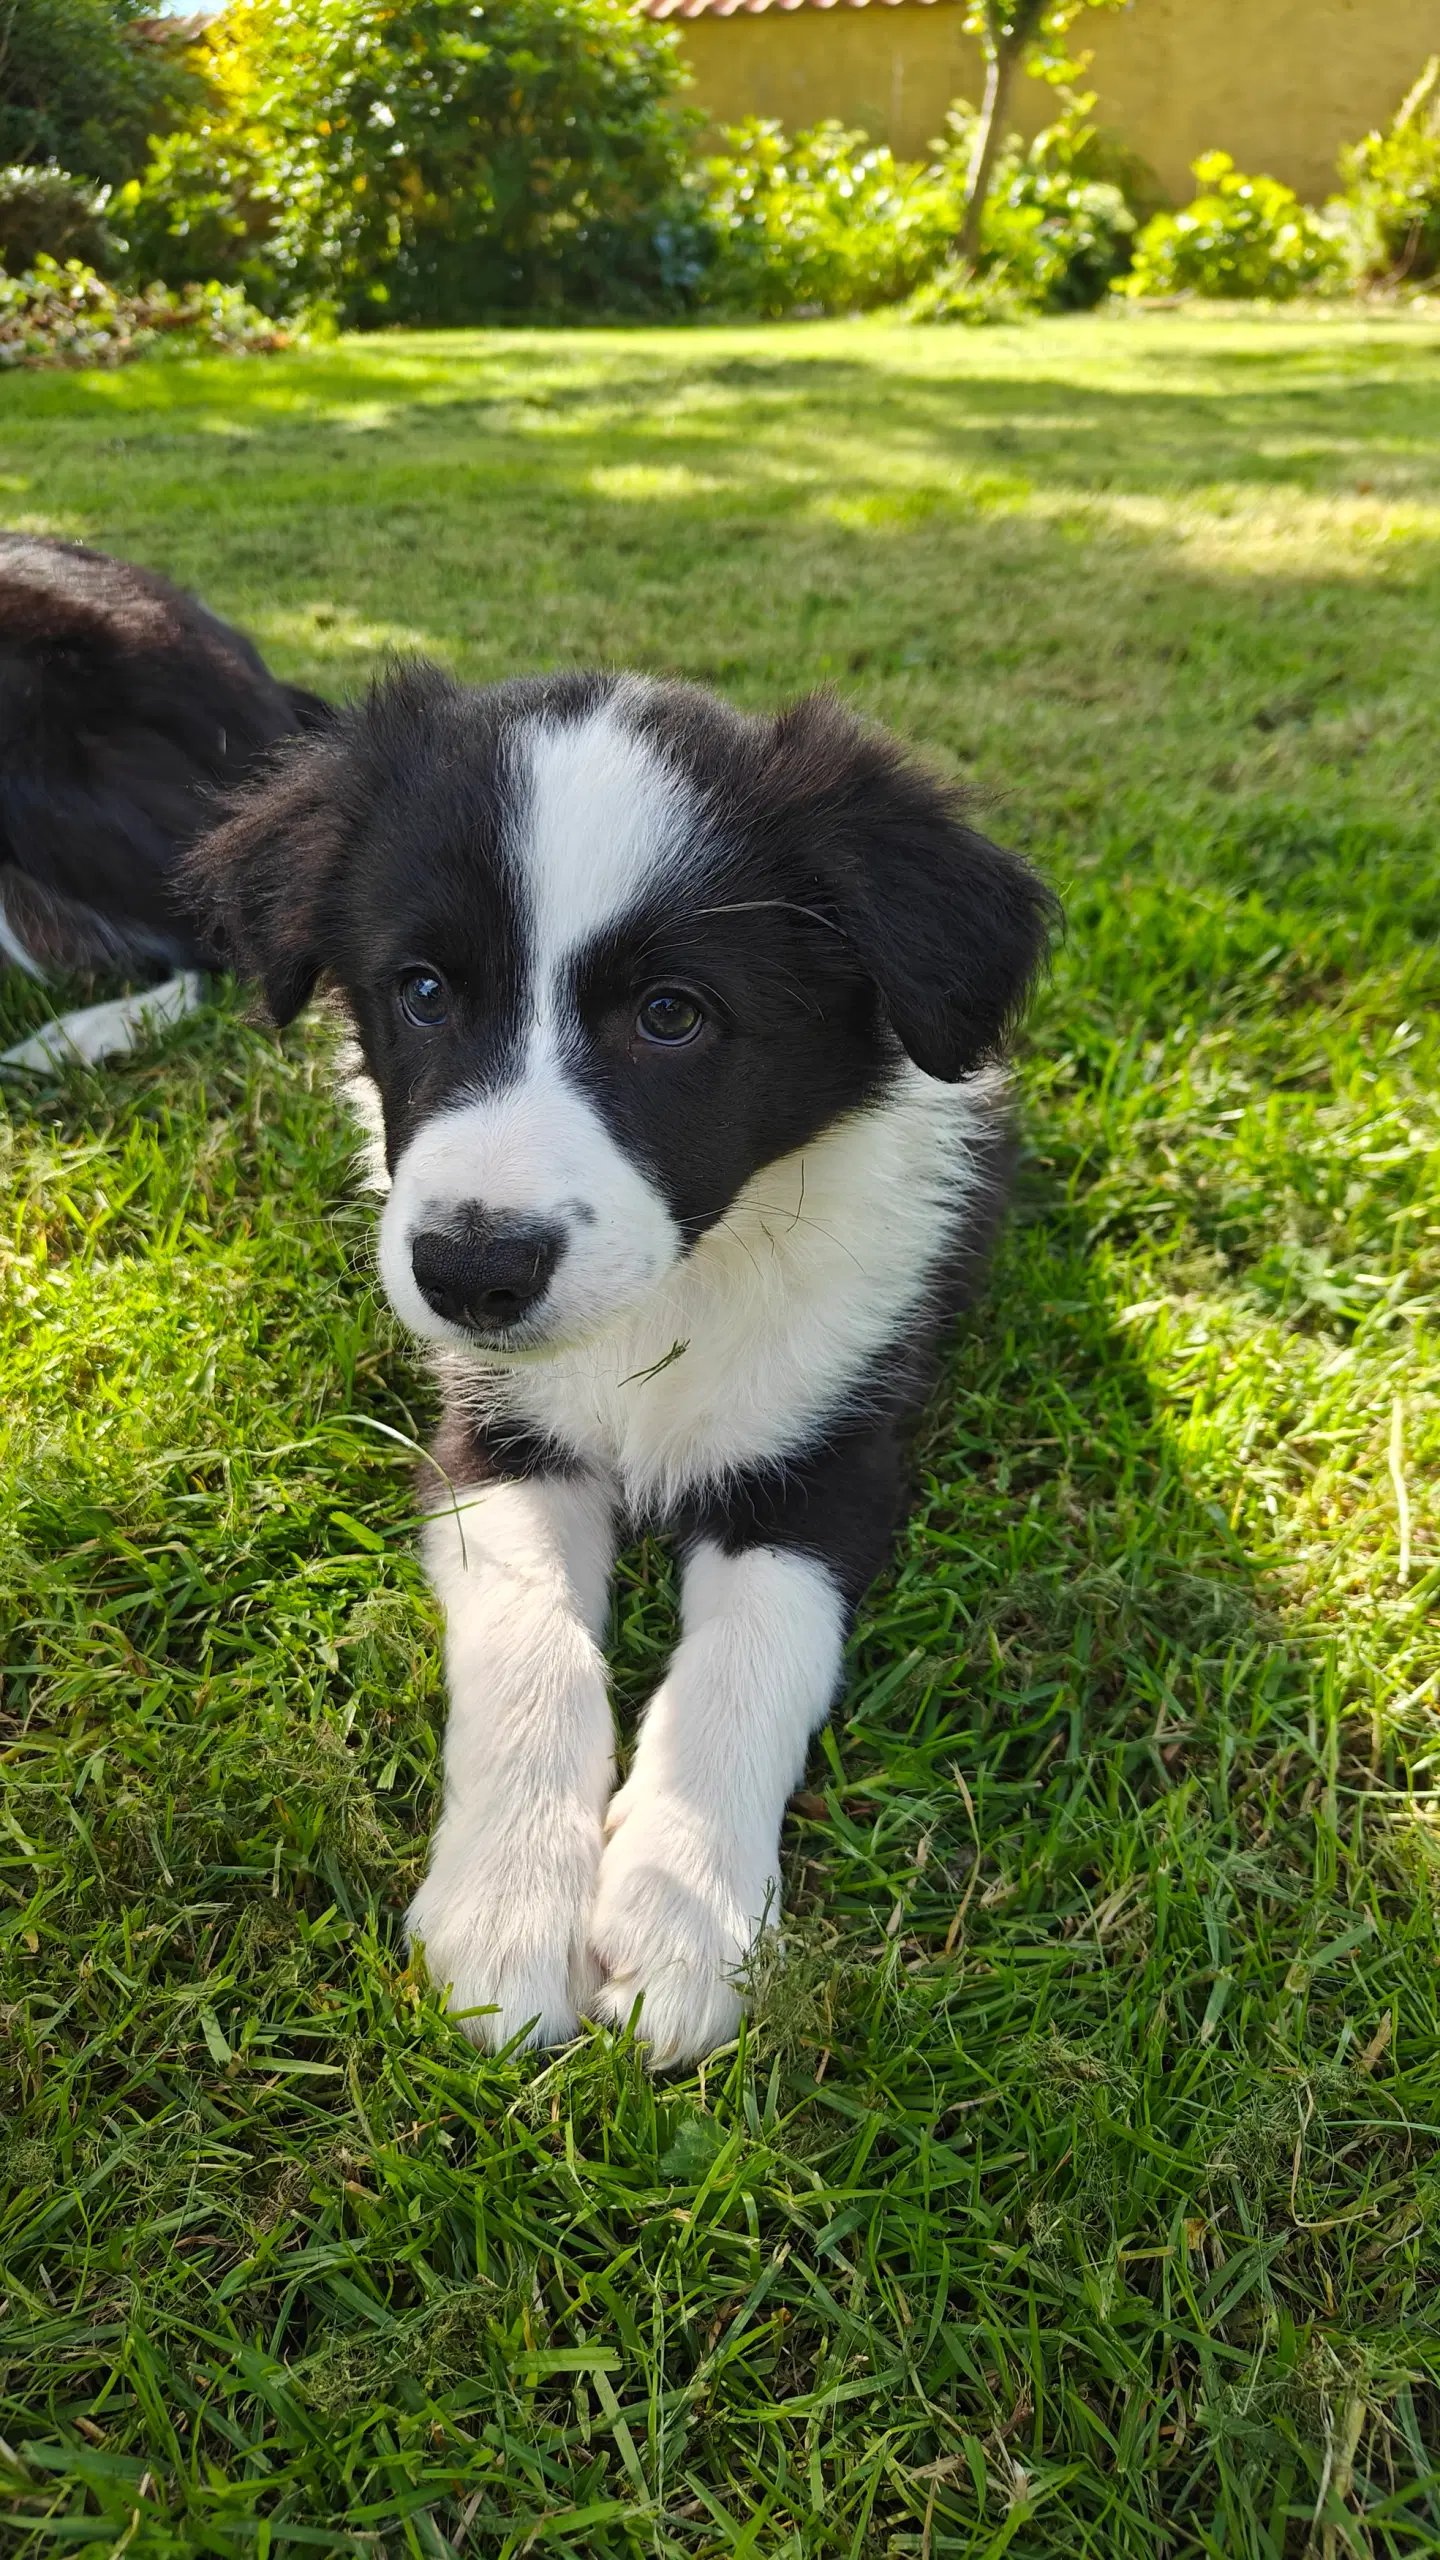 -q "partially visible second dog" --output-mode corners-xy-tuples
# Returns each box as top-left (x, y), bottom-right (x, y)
(0, 533), (328, 1069)
(188, 664), (1058, 2066)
